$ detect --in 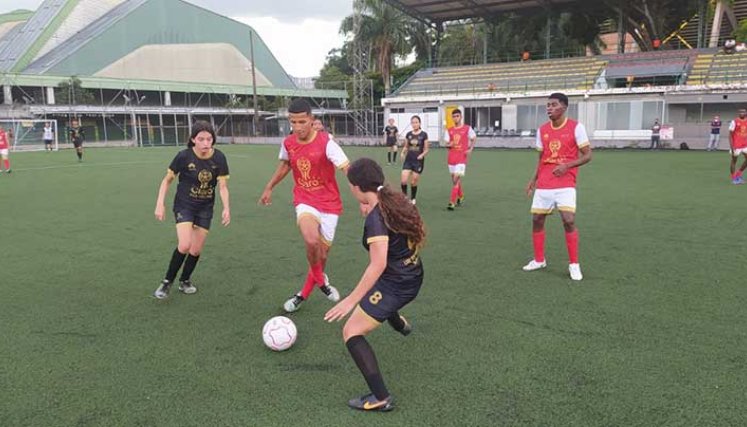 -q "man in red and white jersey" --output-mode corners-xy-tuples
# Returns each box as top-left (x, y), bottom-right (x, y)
(260, 99), (350, 312)
(445, 109), (476, 210)
(728, 108), (747, 184)
(523, 93), (592, 281)
(0, 126), (11, 173)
